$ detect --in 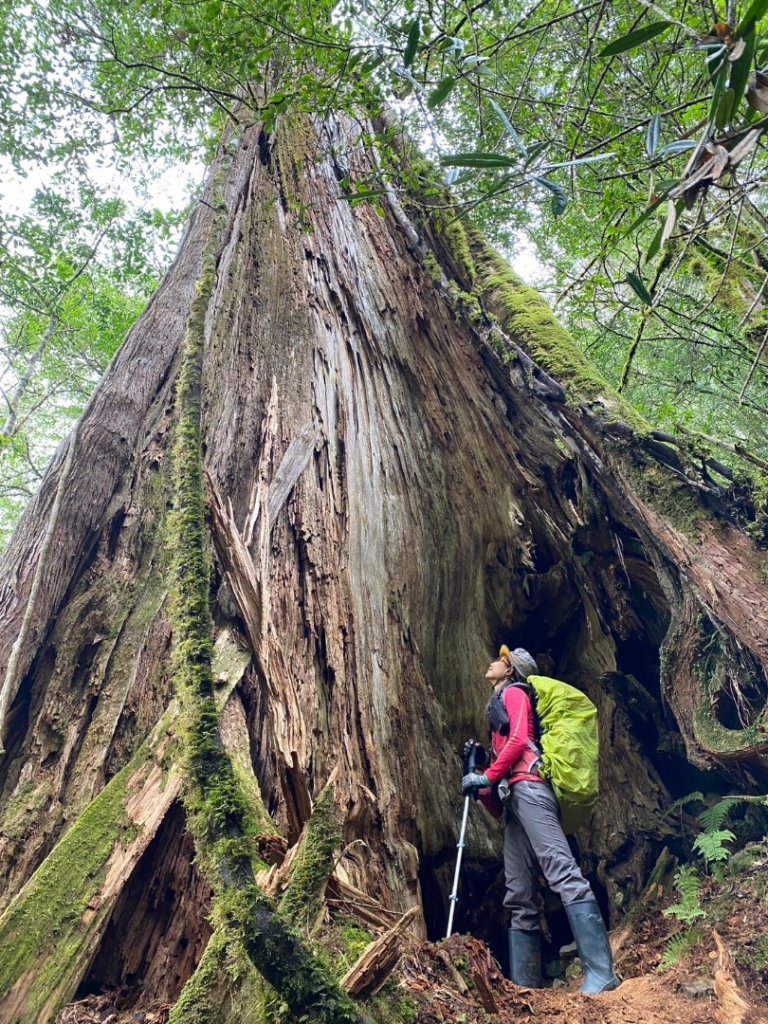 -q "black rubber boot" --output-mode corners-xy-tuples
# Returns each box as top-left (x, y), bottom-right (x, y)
(507, 928), (542, 988)
(564, 899), (620, 995)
